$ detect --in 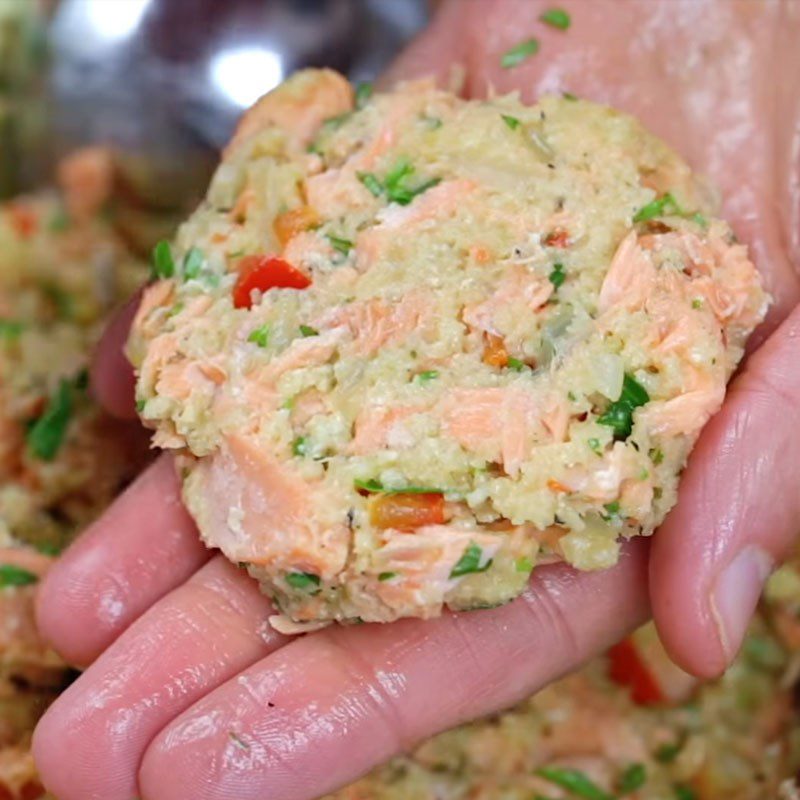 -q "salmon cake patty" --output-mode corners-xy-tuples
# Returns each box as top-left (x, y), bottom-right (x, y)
(128, 69), (768, 627)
